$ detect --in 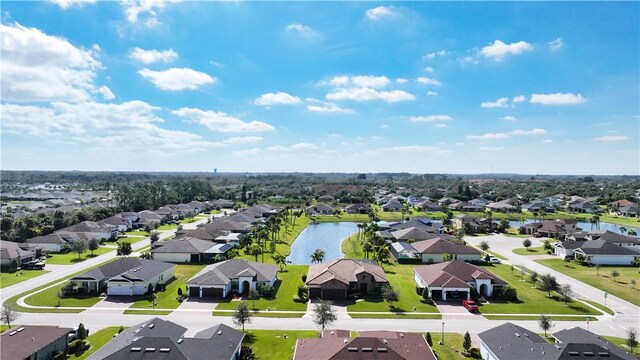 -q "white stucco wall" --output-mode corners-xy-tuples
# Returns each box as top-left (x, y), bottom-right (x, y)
(152, 252), (192, 263)
(588, 254), (636, 266)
